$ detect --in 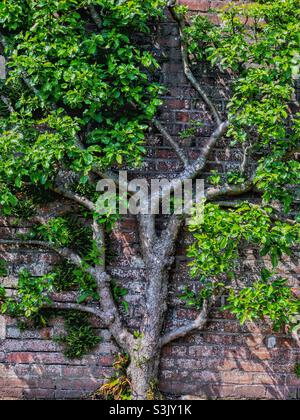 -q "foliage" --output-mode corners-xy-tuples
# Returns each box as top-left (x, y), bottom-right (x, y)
(226, 171), (247, 186)
(185, 0), (300, 211)
(0, 259), (8, 277)
(93, 354), (131, 400)
(0, 266), (100, 358)
(0, 0), (299, 390)
(23, 214), (103, 266)
(0, 270), (55, 318)
(112, 281), (129, 313)
(188, 203), (299, 328)
(208, 170), (222, 187)
(224, 272), (299, 330)
(0, 0), (164, 214)
(53, 262), (99, 303)
(180, 281), (223, 310)
(0, 286), (6, 302)
(54, 311), (101, 359)
(295, 363), (300, 379)
(188, 203), (299, 278)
